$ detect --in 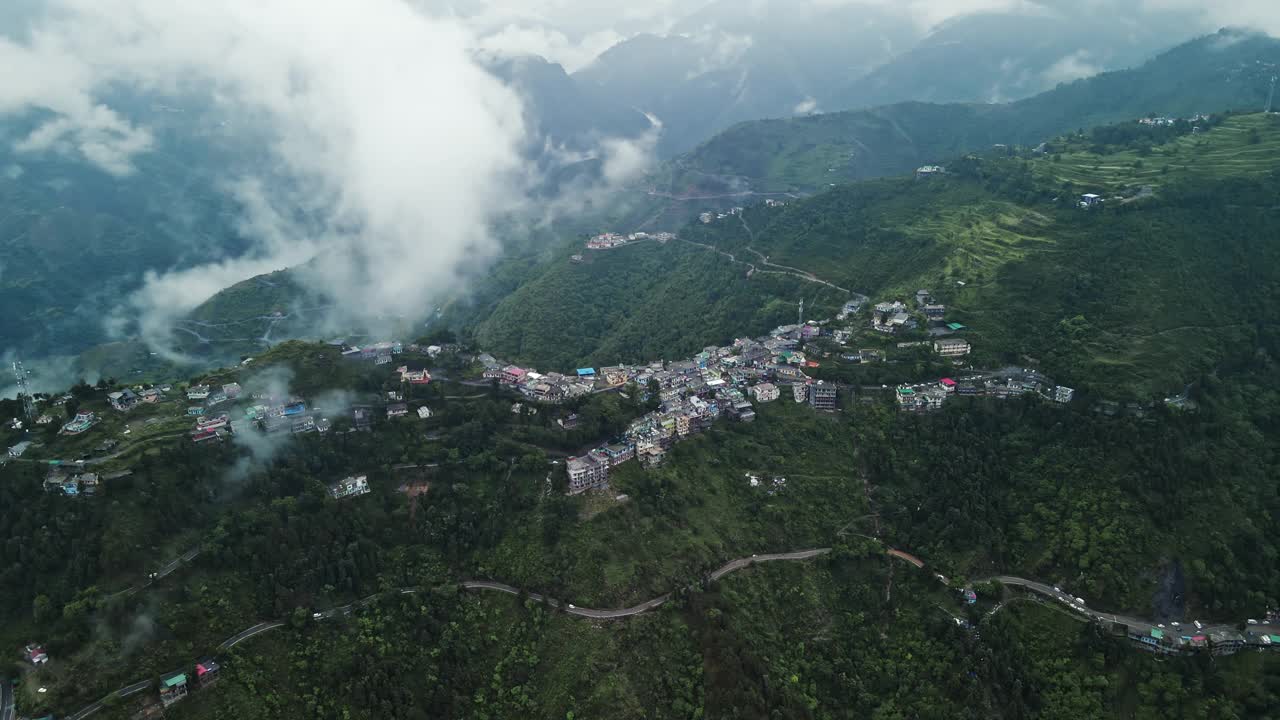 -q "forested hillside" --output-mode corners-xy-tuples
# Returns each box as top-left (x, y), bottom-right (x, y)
(665, 29), (1280, 193)
(2, 350), (1278, 719)
(500, 113), (1280, 397)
